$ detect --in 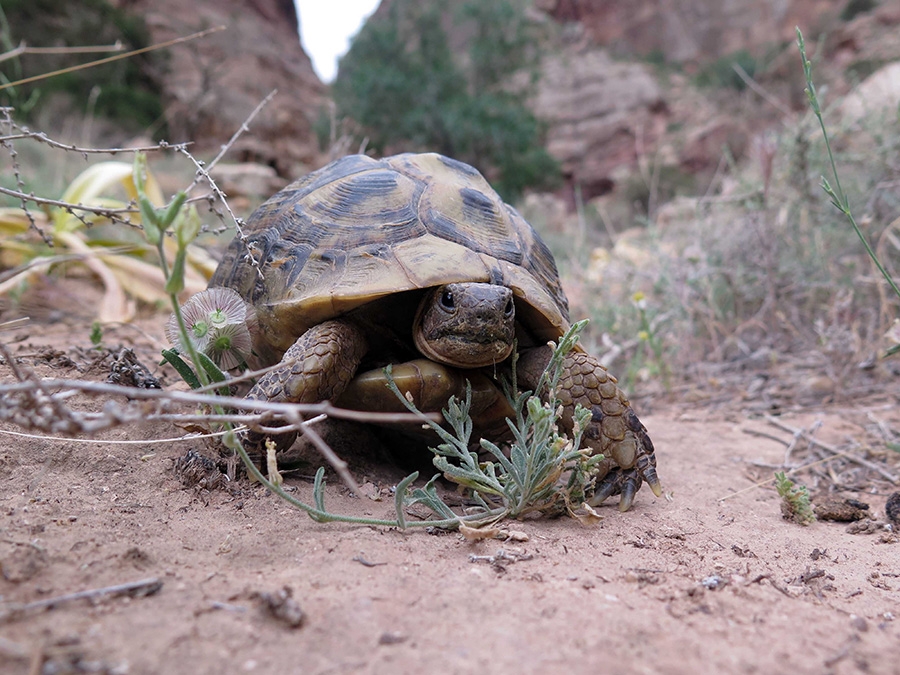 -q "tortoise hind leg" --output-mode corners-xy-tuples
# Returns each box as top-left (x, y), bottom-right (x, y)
(245, 319), (368, 451)
(516, 345), (662, 511)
